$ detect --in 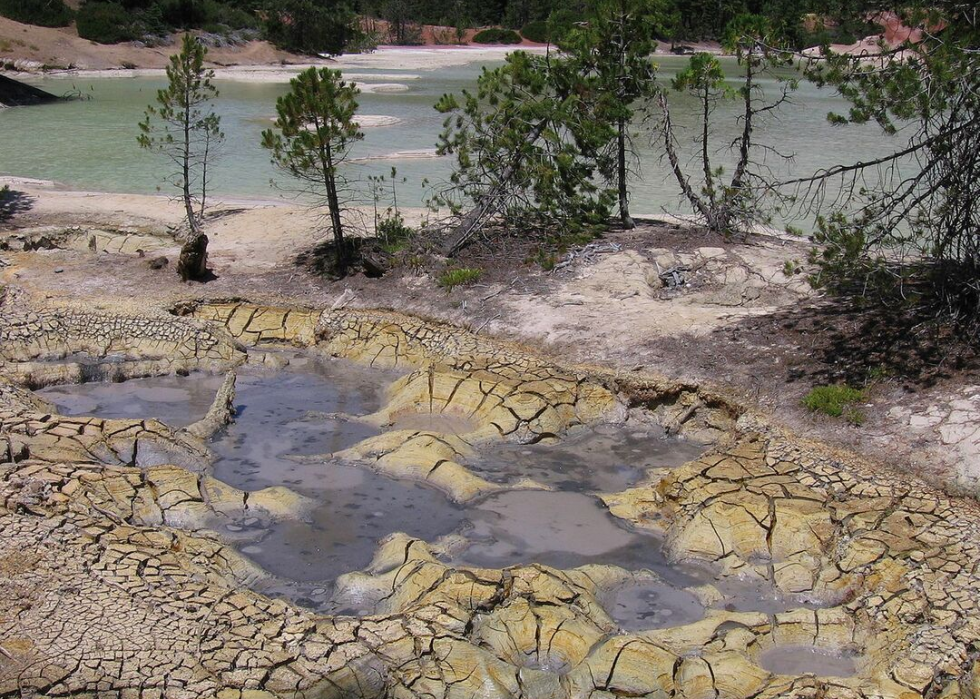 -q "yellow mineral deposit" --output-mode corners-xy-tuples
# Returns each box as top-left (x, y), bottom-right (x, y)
(0, 298), (977, 698)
